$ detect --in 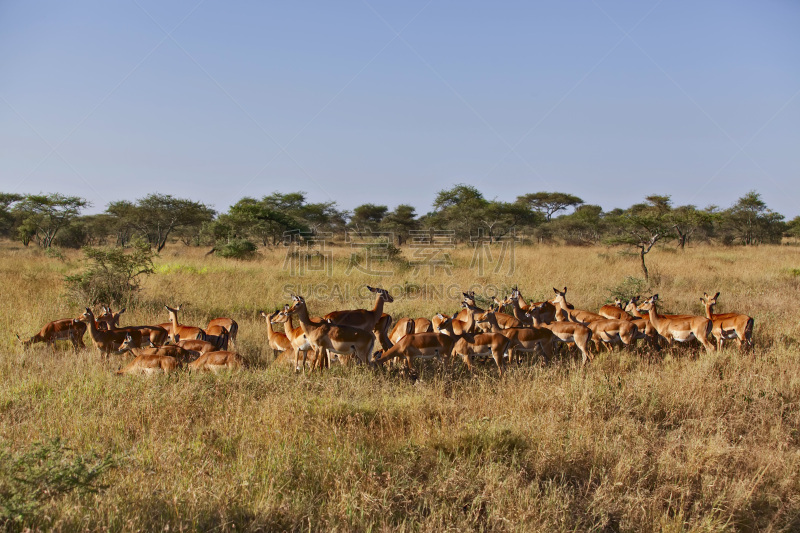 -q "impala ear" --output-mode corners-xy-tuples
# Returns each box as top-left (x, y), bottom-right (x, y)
(700, 297), (705, 304)
(119, 308), (126, 314)
(653, 294), (659, 301)
(553, 288), (559, 294)
(703, 292), (709, 298)
(714, 292), (720, 300)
